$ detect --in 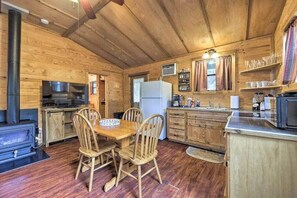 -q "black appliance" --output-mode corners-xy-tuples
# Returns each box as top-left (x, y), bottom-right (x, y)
(172, 94), (181, 107)
(276, 92), (297, 130)
(42, 81), (88, 108)
(0, 10), (38, 164)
